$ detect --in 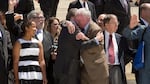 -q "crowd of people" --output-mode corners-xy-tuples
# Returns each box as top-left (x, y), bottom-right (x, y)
(0, 0), (150, 84)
